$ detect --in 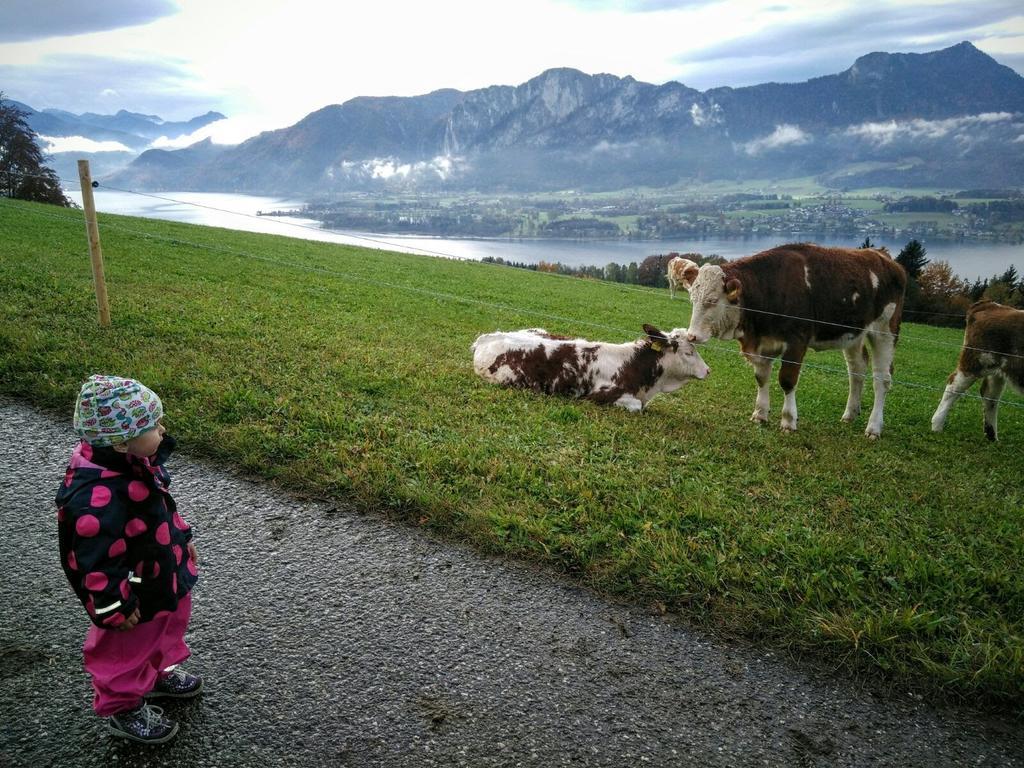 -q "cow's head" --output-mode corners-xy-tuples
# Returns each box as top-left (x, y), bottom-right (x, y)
(670, 258), (701, 288)
(681, 264), (743, 343)
(642, 324), (710, 388)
